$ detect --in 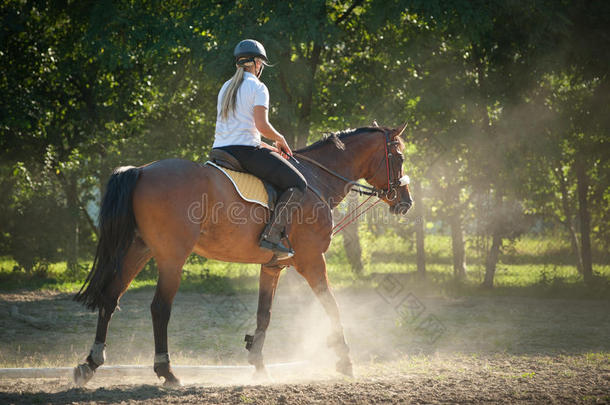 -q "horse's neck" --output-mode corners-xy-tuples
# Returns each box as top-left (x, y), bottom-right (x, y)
(300, 136), (373, 208)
